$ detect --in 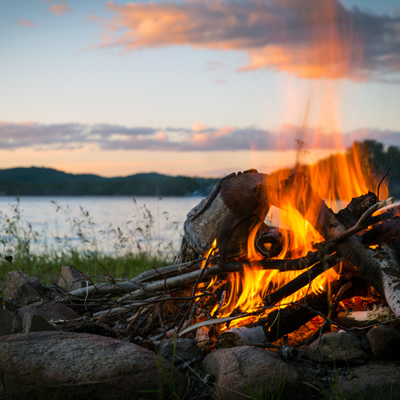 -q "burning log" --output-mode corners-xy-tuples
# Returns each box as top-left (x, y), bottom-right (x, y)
(174, 170), (273, 263)
(216, 278), (347, 348)
(280, 173), (400, 317)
